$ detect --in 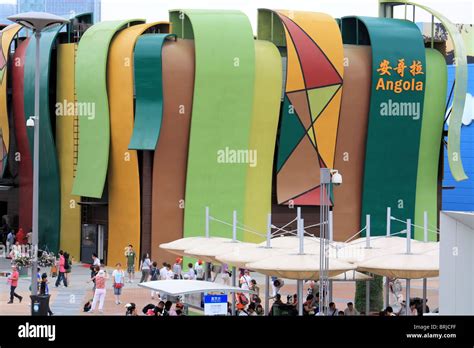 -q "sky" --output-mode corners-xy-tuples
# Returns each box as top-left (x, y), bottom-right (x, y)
(100, 0), (474, 31)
